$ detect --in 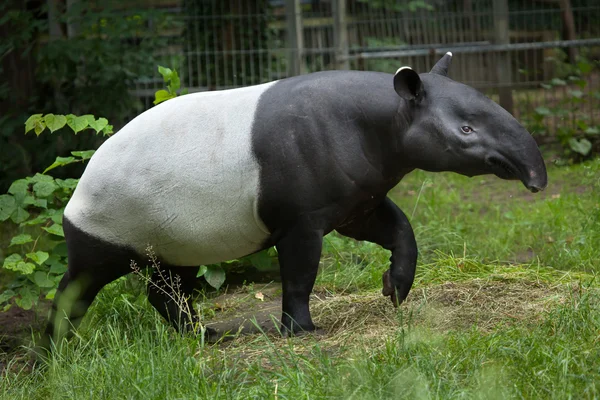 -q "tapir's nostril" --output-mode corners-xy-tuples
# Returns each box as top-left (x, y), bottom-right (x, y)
(527, 184), (545, 193)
